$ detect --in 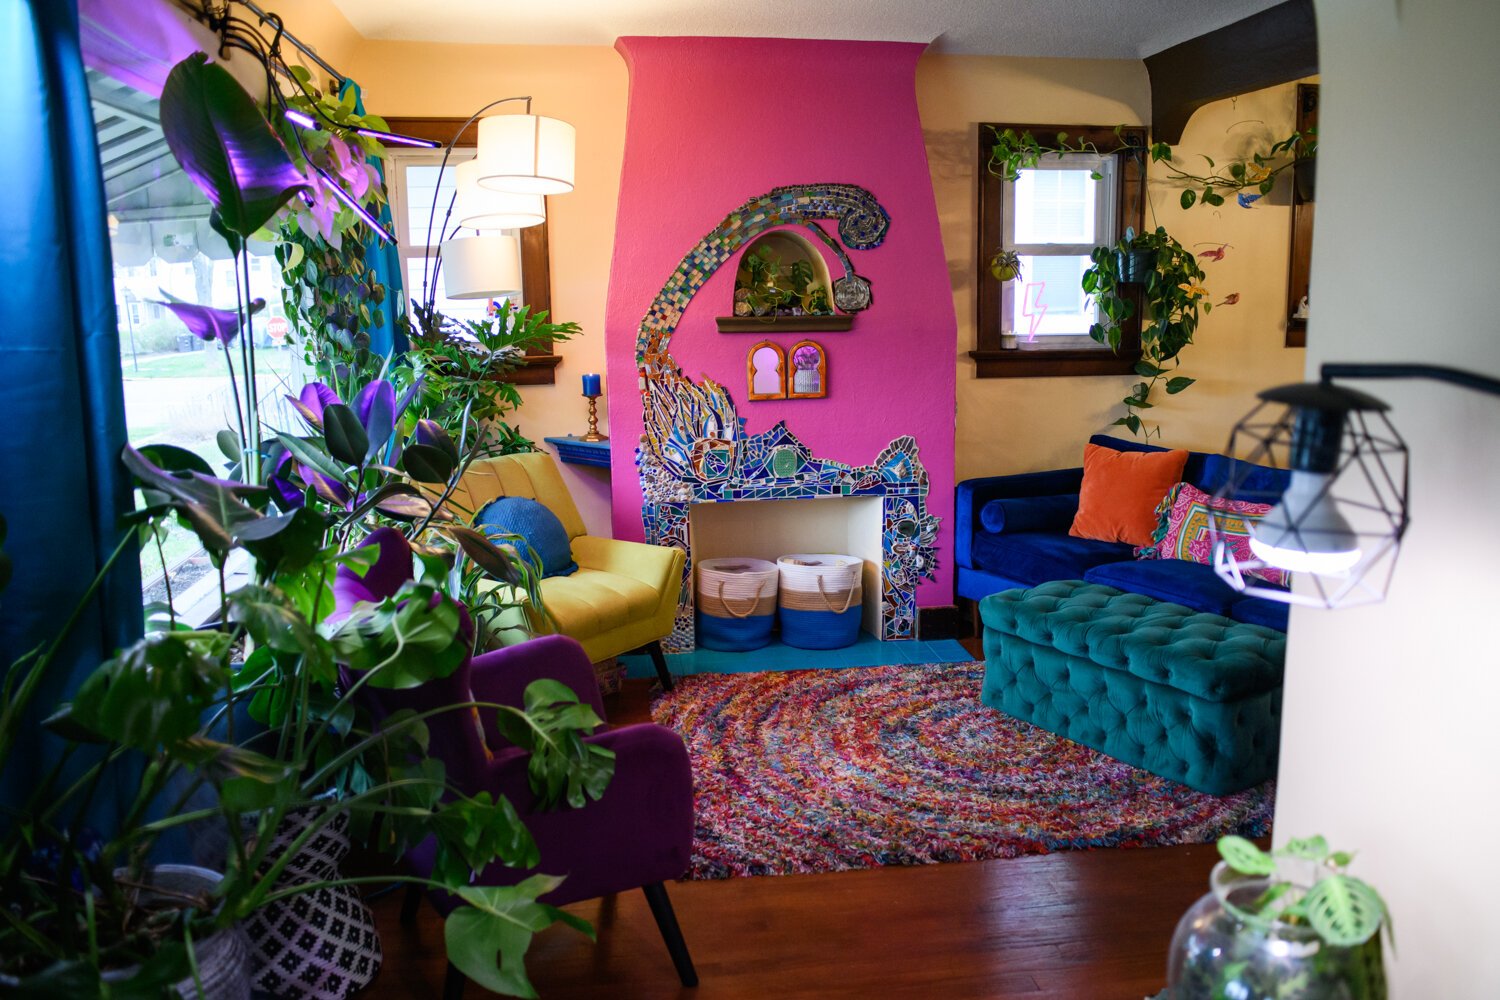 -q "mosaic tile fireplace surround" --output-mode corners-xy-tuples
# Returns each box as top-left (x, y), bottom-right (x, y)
(605, 37), (958, 652)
